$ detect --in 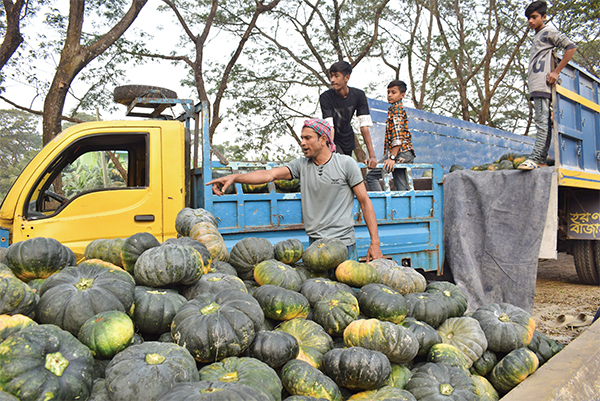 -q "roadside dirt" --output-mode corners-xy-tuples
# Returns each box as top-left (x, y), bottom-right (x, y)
(533, 252), (600, 345)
